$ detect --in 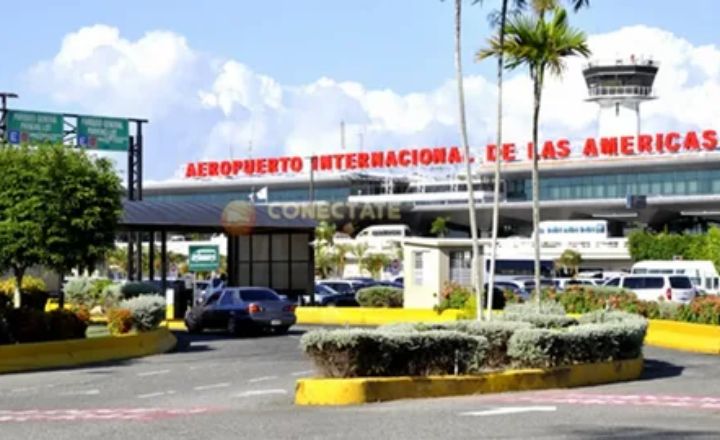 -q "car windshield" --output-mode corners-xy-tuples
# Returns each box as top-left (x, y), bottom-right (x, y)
(669, 276), (692, 288)
(315, 284), (336, 295)
(624, 277), (663, 289)
(239, 289), (279, 301)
